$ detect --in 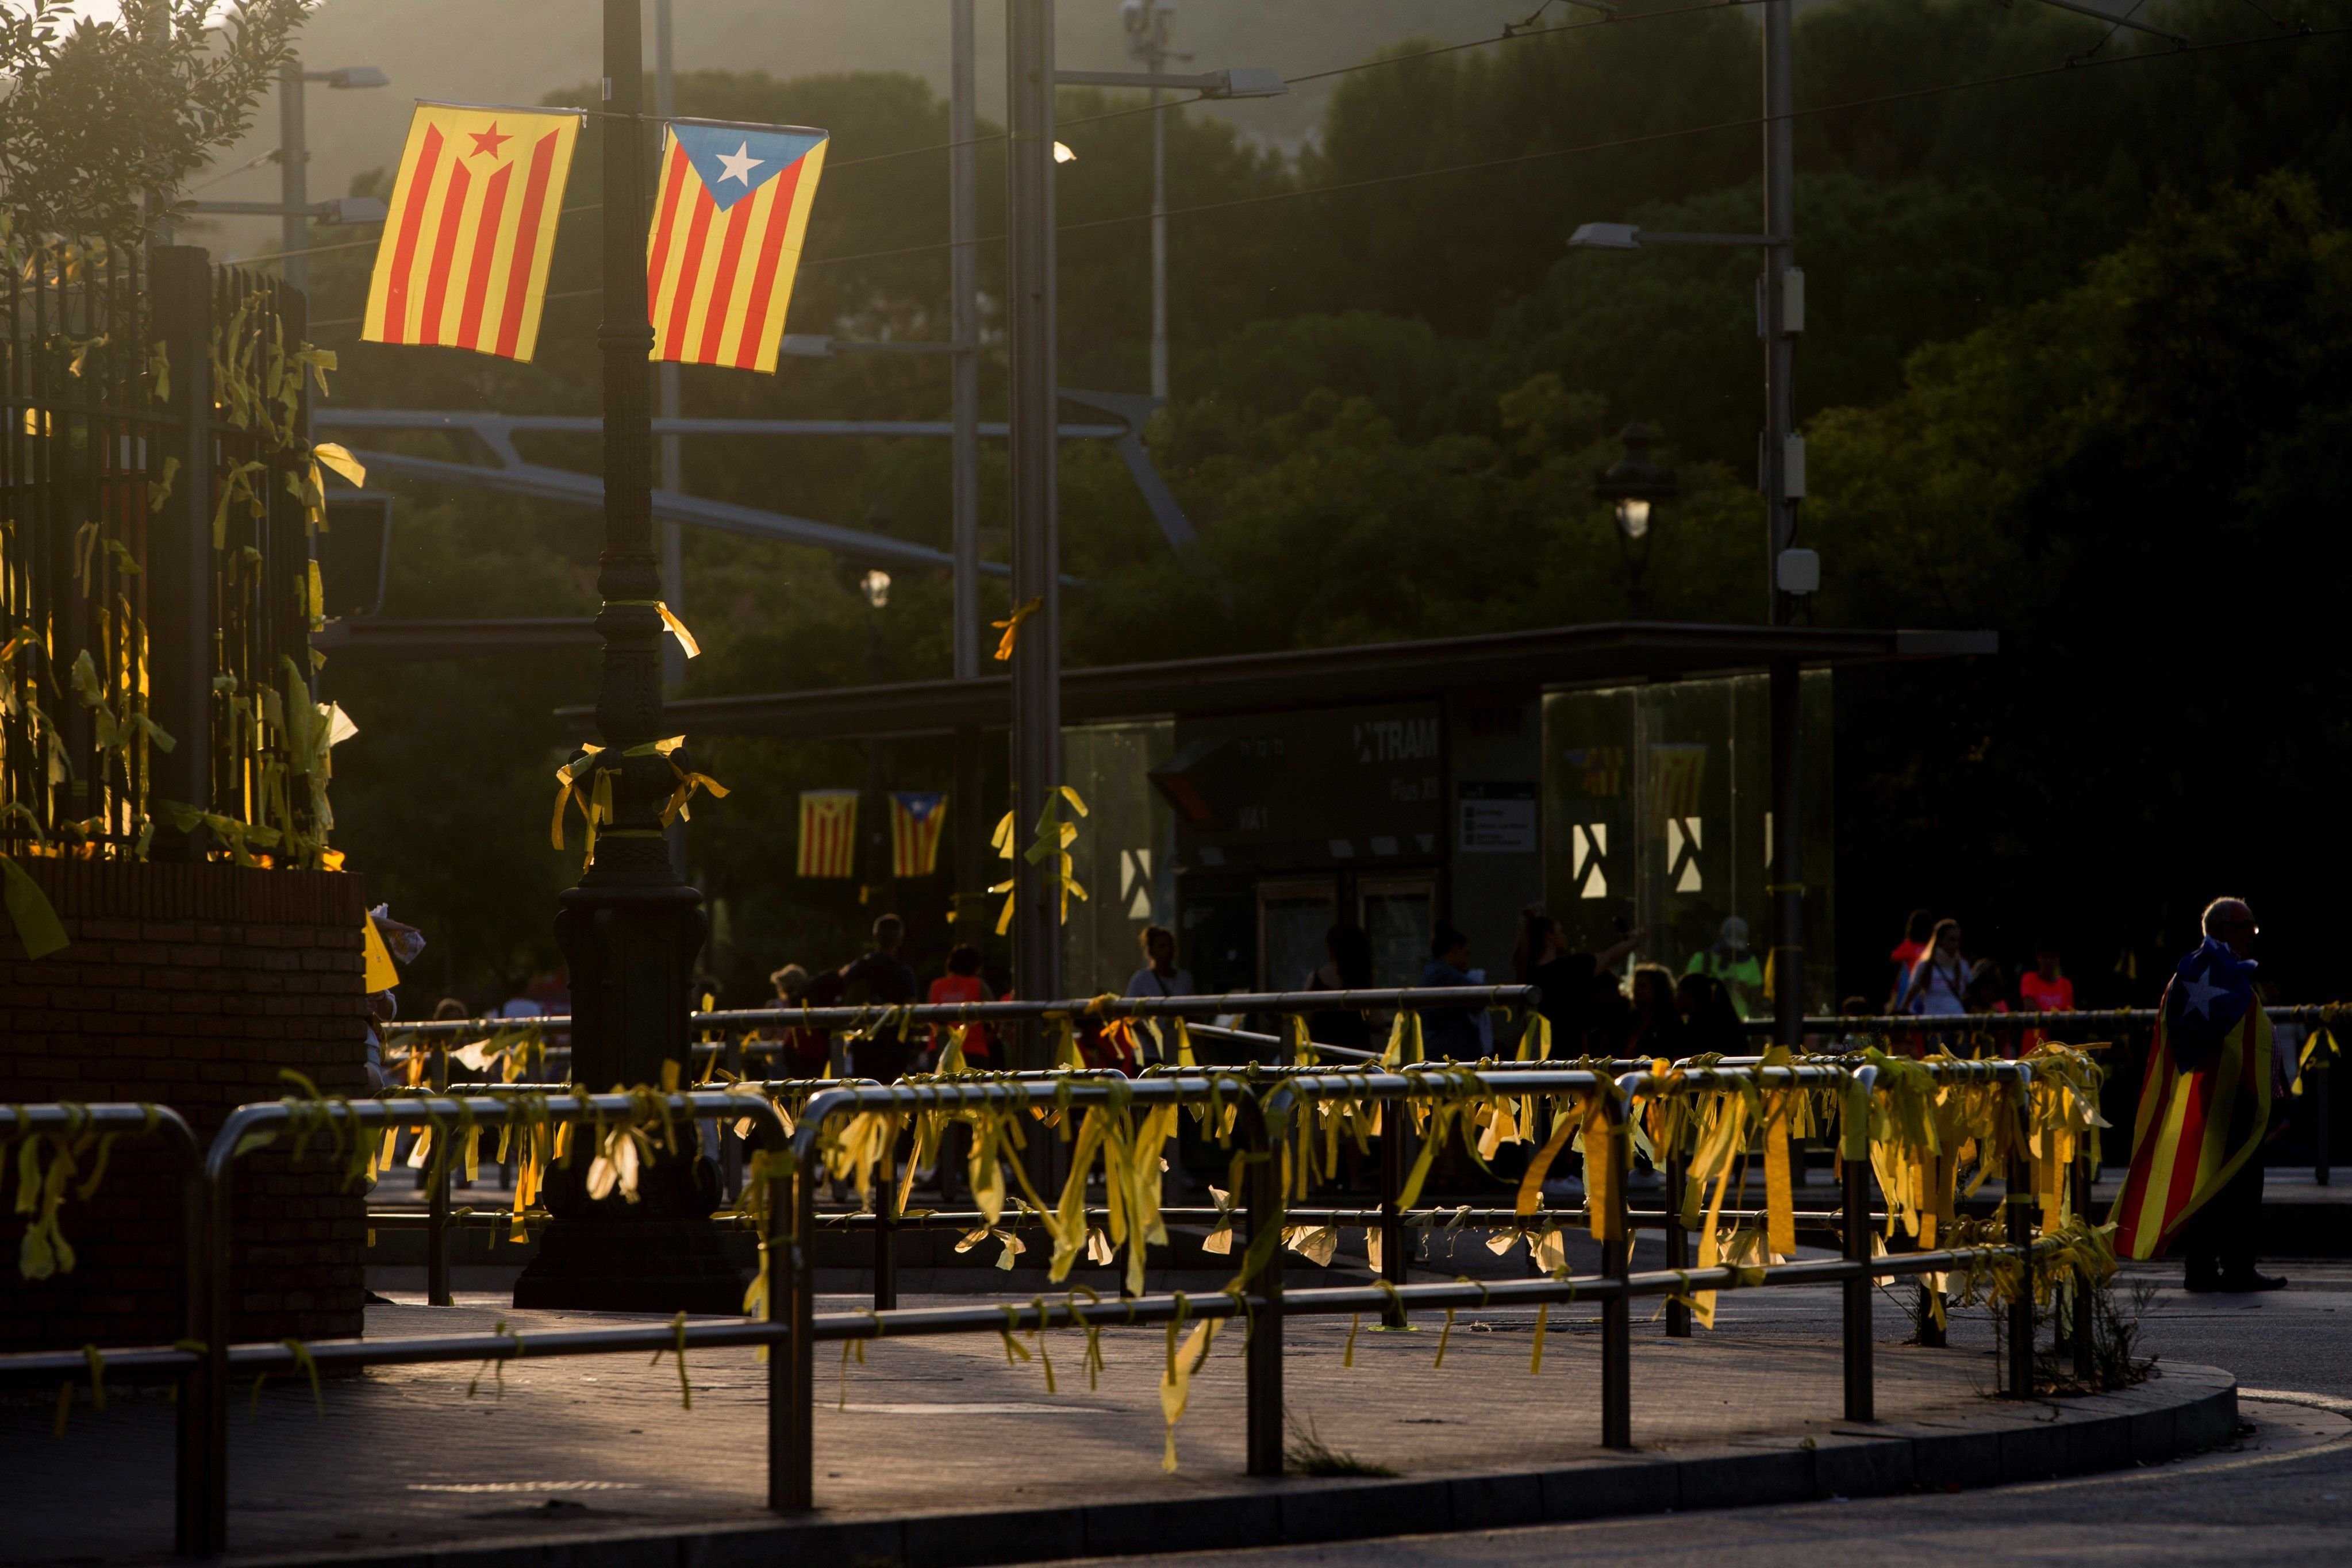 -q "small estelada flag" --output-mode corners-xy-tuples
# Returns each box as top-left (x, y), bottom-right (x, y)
(796, 789), (859, 879)
(647, 121), (828, 372)
(364, 103), (581, 361)
(889, 792), (948, 879)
